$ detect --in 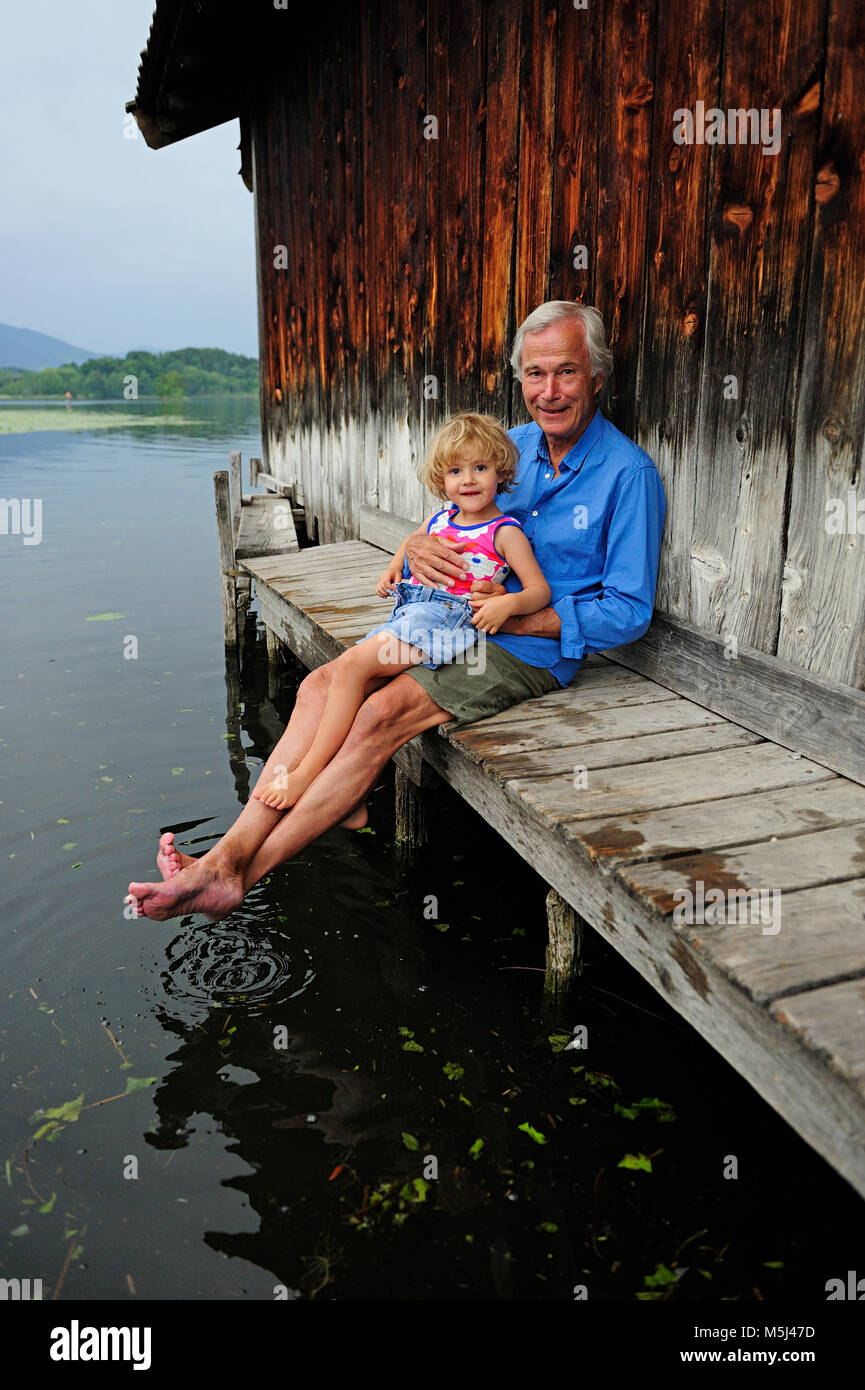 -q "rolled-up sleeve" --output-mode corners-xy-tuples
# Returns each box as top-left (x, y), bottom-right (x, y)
(552, 465), (666, 655)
